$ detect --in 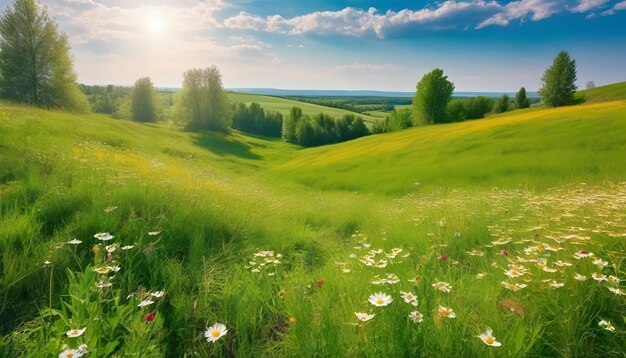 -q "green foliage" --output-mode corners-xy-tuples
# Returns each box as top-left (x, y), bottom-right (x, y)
(179, 66), (231, 132)
(447, 96), (495, 122)
(285, 109), (370, 147)
(81, 85), (130, 115)
(371, 108), (413, 133)
(413, 68), (455, 125)
(575, 81), (626, 102)
(232, 102), (283, 137)
(516, 87), (530, 109)
(539, 51), (577, 107)
(0, 0), (88, 112)
(131, 77), (158, 122)
(492, 94), (510, 114)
